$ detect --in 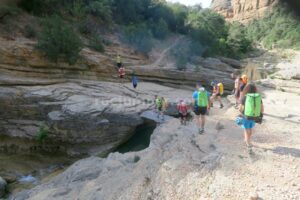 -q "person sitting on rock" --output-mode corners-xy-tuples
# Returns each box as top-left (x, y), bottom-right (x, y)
(210, 81), (224, 109)
(177, 100), (189, 125)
